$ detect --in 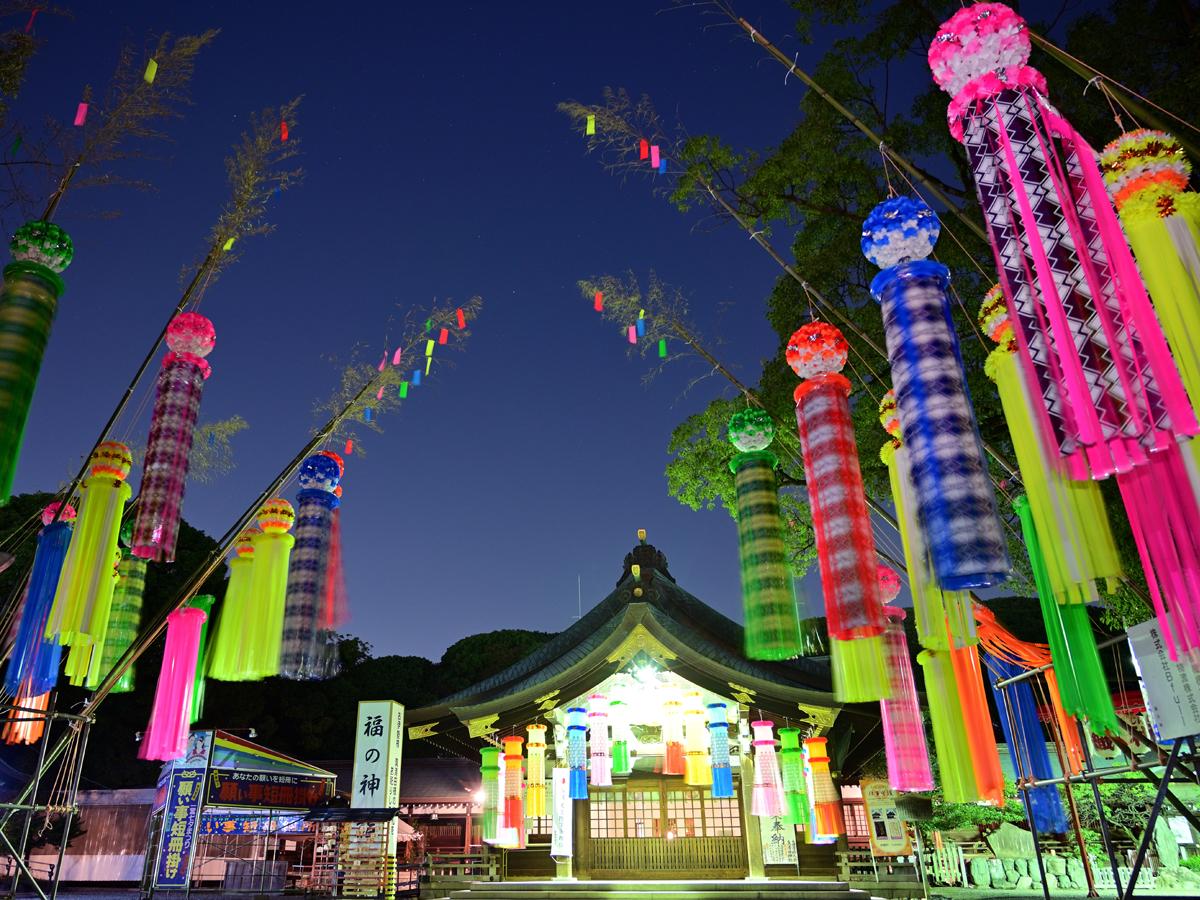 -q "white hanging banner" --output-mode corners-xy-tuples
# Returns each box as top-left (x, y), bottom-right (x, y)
(550, 768), (573, 857)
(1128, 620), (1200, 741)
(759, 814), (798, 865)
